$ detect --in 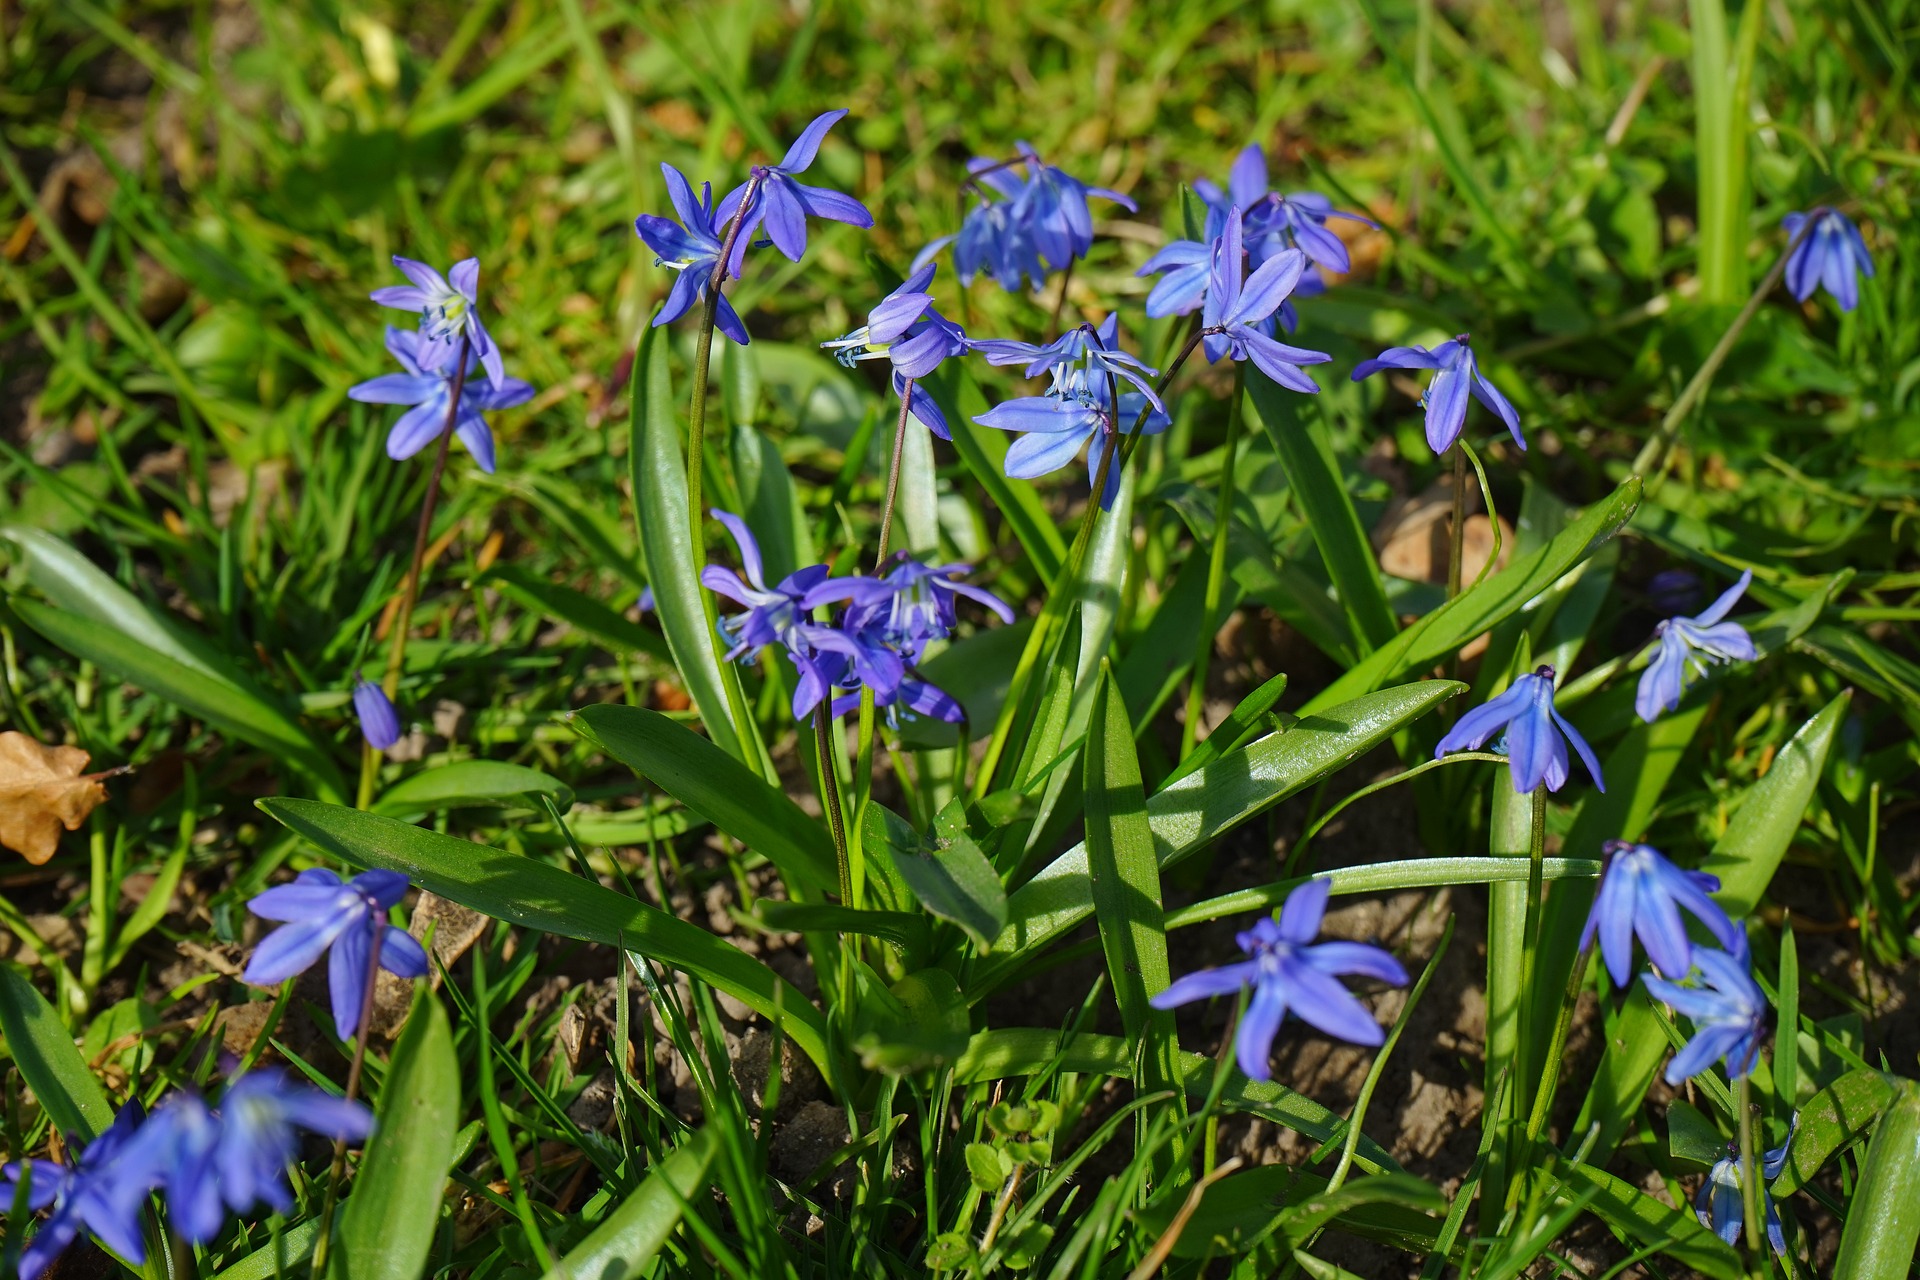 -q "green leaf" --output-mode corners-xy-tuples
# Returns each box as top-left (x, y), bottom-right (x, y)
(918, 367), (1065, 585)
(1700, 690), (1848, 916)
(1137, 1165), (1442, 1258)
(854, 969), (972, 1073)
(1301, 479), (1640, 715)
(1666, 1099), (1726, 1166)
(1165, 671), (1289, 786)
(339, 993), (460, 1280)
(966, 1142), (1012, 1192)
(480, 564), (669, 661)
(1550, 1156), (1742, 1280)
(539, 1127), (717, 1280)
(373, 761), (575, 818)
(1572, 985), (1674, 1167)
(1772, 1067), (1898, 1197)
(207, 1218), (324, 1280)
(627, 322), (742, 758)
(1245, 375), (1397, 653)
(1082, 666), (1171, 1045)
(255, 798), (829, 1072)
(974, 680), (1461, 990)
(862, 803), (1006, 950)
(572, 703), (836, 893)
(914, 617), (1035, 743)
(0, 968), (112, 1142)
(754, 901), (930, 958)
(729, 421), (814, 584)
(1832, 1080), (1920, 1280)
